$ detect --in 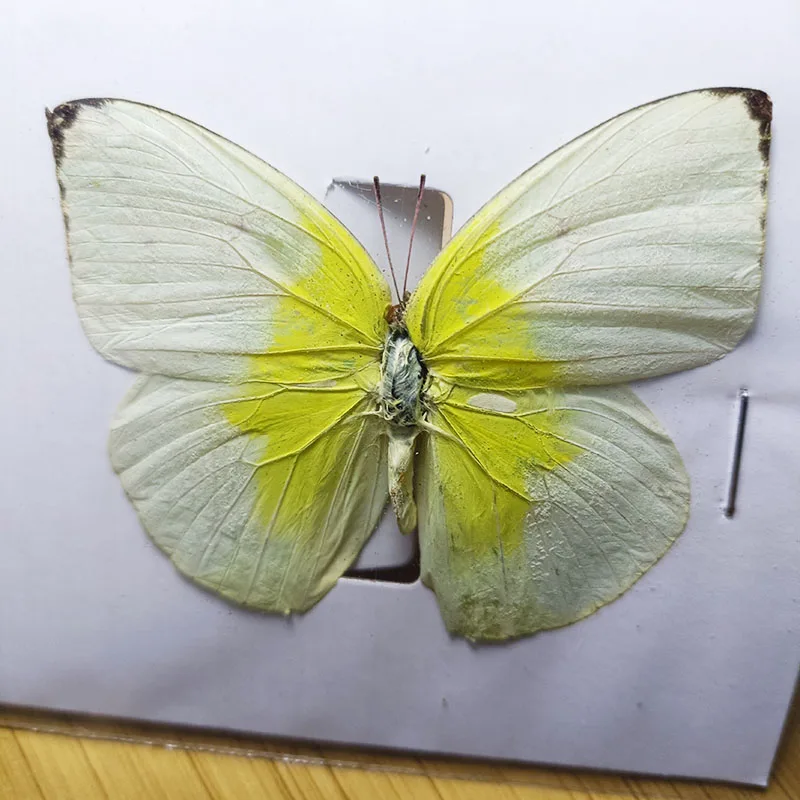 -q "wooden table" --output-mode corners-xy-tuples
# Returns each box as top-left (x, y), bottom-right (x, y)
(2, 695), (798, 799)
